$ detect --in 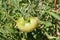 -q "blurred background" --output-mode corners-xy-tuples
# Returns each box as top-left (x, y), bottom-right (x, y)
(0, 0), (60, 40)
